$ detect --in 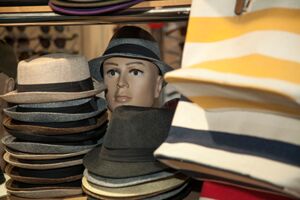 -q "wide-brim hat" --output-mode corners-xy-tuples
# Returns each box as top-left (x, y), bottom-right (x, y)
(6, 179), (82, 199)
(48, 0), (144, 15)
(4, 98), (107, 123)
(3, 152), (83, 170)
(5, 164), (83, 184)
(83, 106), (174, 178)
(85, 182), (191, 200)
(5, 123), (107, 143)
(0, 53), (106, 104)
(50, 0), (131, 8)
(84, 168), (177, 188)
(2, 135), (102, 154)
(4, 146), (92, 160)
(81, 175), (187, 198)
(2, 112), (108, 135)
(89, 26), (173, 82)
